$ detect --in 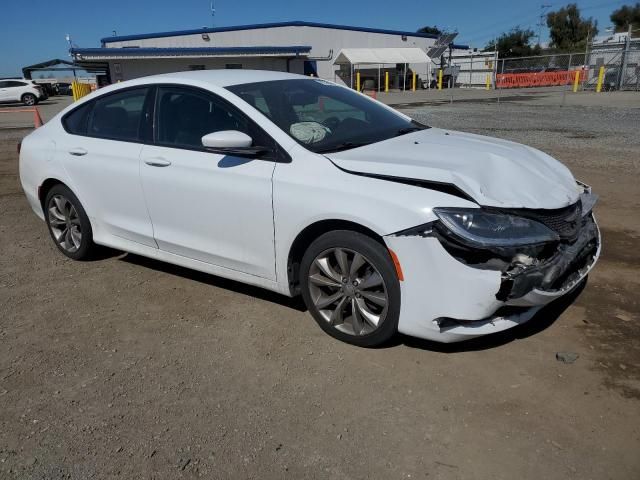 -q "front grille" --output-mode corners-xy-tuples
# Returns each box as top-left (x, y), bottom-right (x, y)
(505, 202), (582, 241)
